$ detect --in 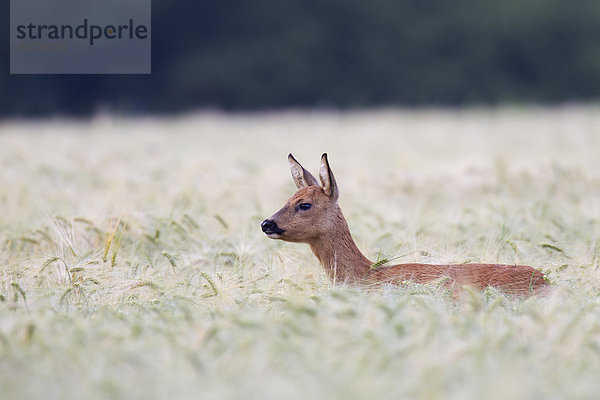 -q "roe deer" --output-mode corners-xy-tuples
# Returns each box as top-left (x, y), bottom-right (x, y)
(261, 153), (549, 296)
